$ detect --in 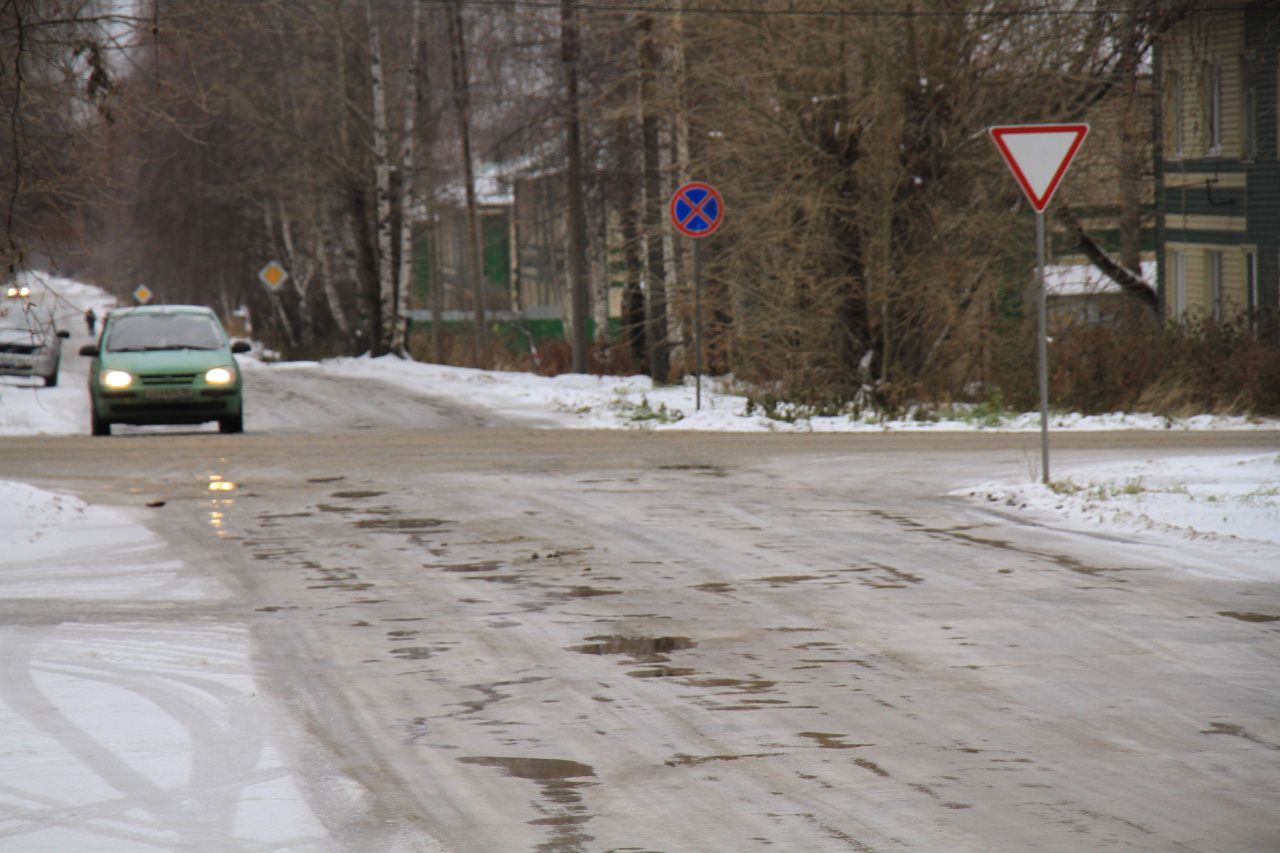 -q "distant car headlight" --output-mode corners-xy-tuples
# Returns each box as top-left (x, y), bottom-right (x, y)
(205, 366), (235, 385)
(101, 369), (133, 389)
(5, 286), (28, 298)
